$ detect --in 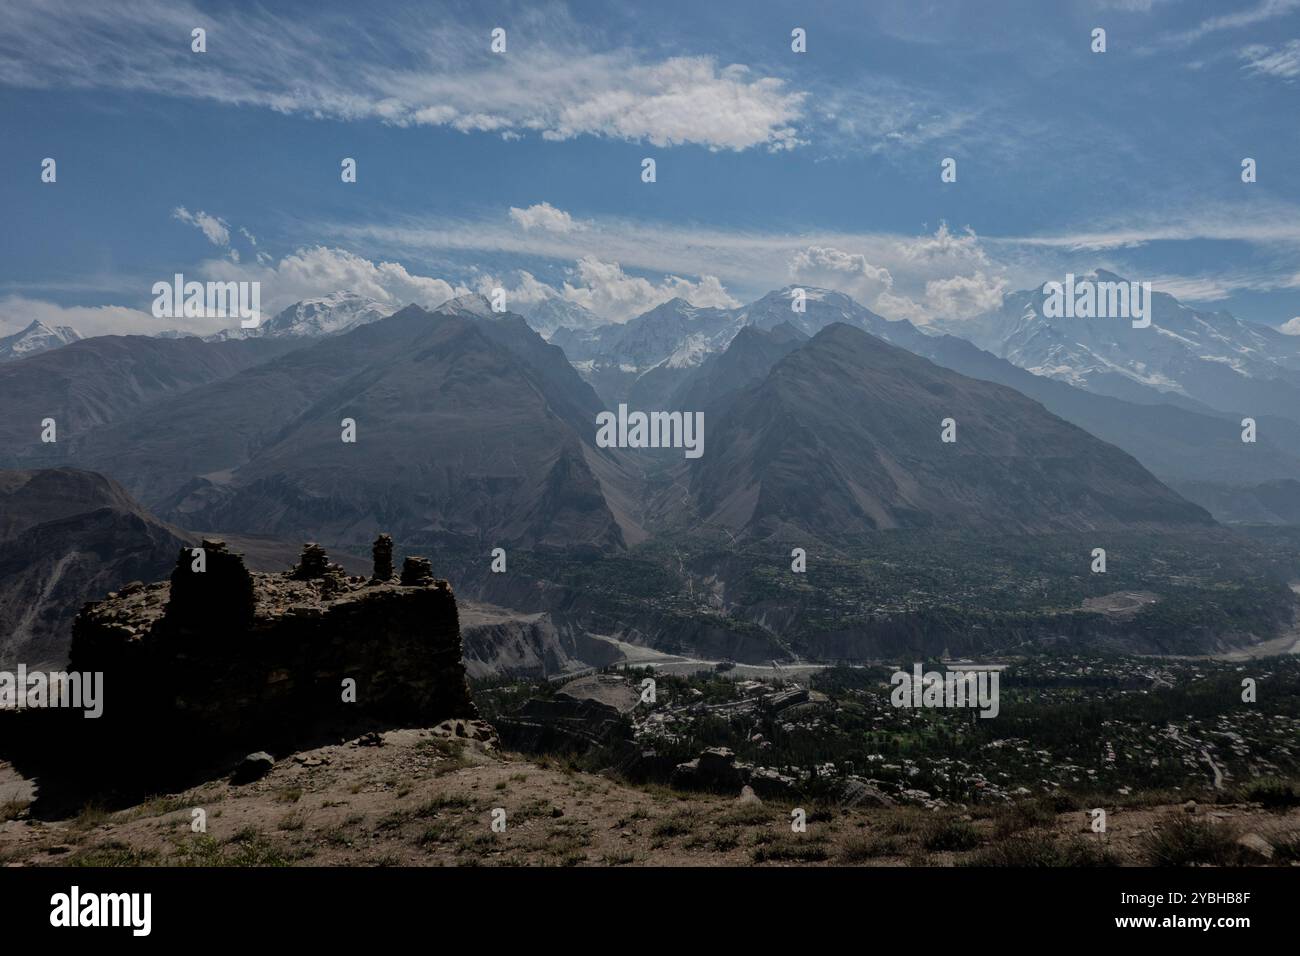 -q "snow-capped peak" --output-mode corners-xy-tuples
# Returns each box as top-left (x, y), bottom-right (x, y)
(205, 291), (396, 341)
(0, 319), (83, 362)
(435, 293), (498, 318)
